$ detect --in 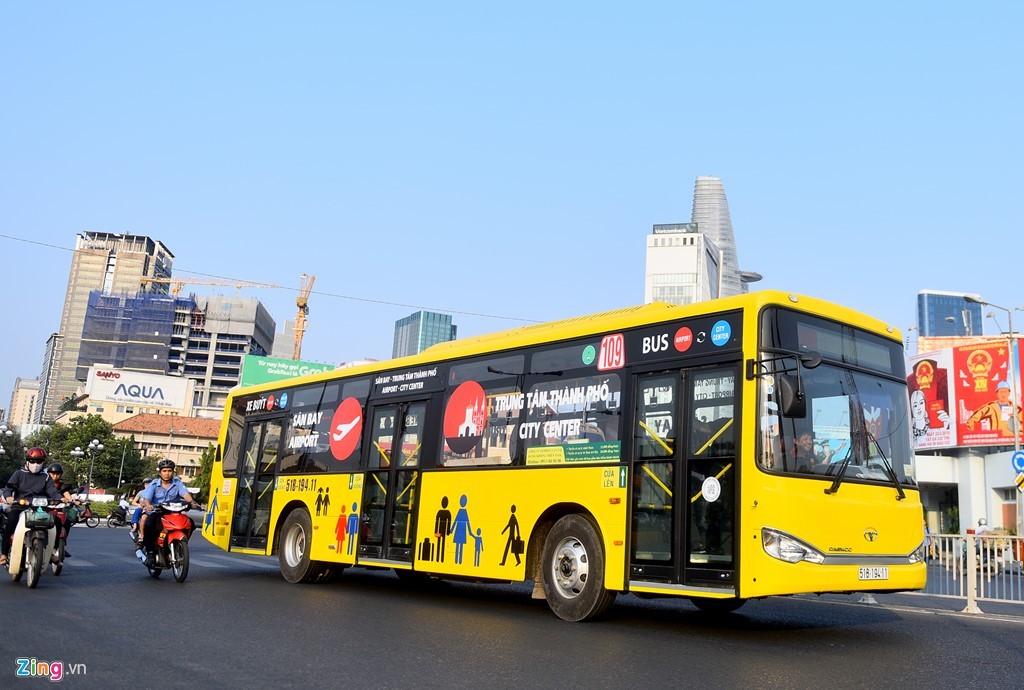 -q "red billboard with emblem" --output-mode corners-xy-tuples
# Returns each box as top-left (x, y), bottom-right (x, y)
(952, 340), (1022, 447)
